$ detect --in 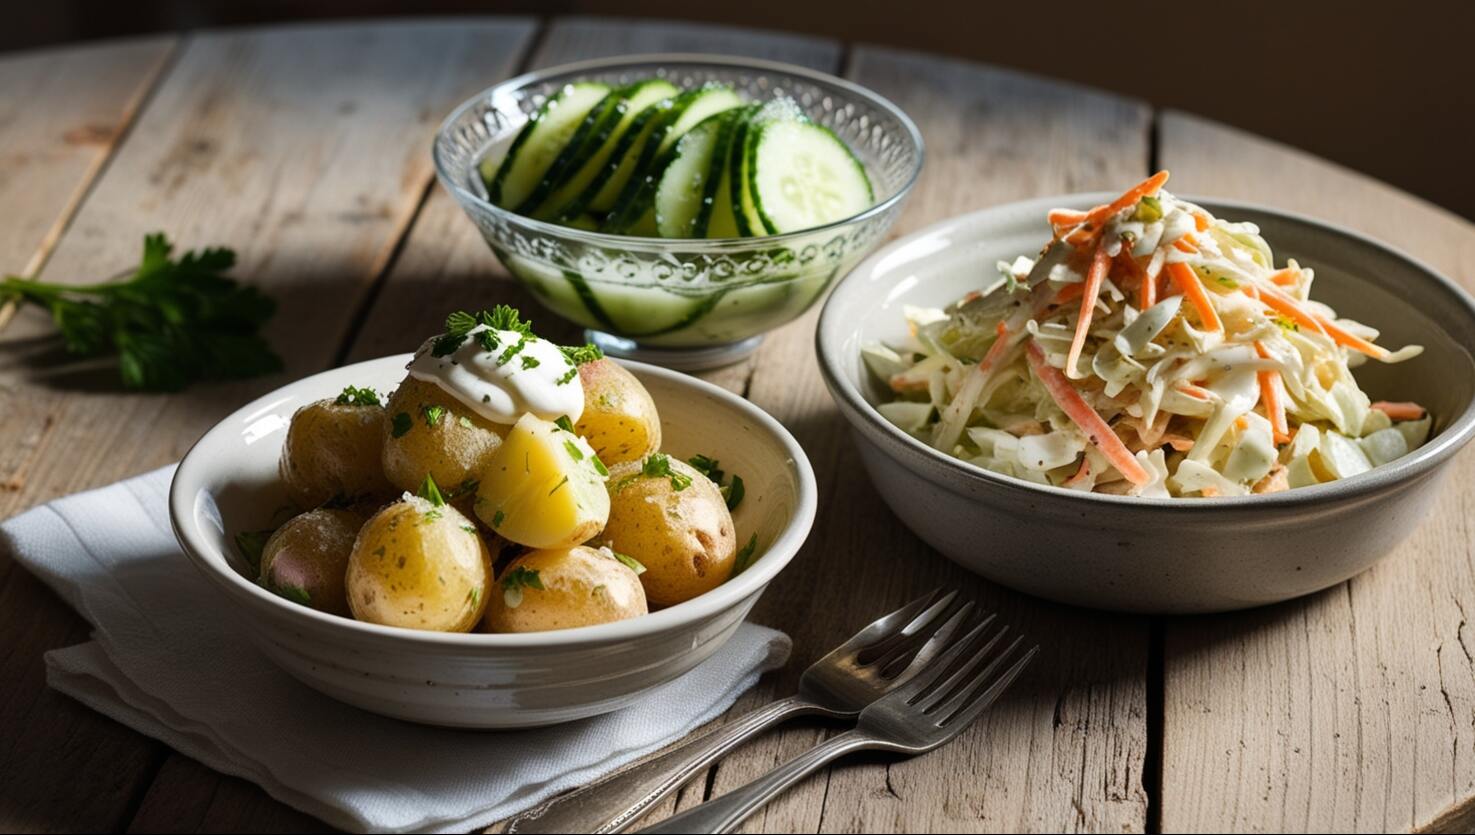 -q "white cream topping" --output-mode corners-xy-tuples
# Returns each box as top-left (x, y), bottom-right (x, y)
(406, 325), (583, 425)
